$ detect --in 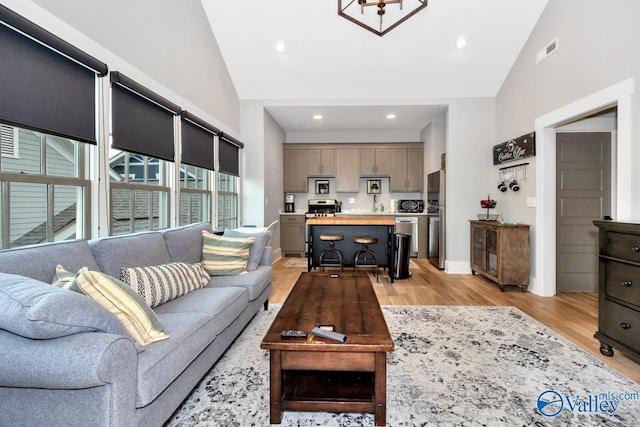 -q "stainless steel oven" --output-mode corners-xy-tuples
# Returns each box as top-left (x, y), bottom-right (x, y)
(305, 199), (337, 254)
